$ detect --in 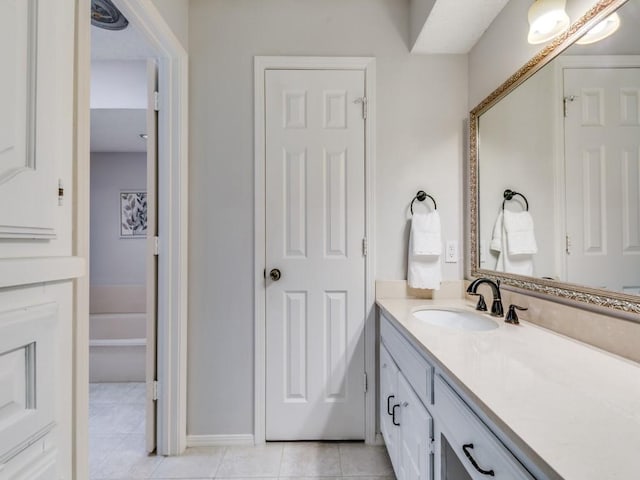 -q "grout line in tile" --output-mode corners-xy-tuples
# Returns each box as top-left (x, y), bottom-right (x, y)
(212, 445), (227, 478)
(278, 442), (285, 477)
